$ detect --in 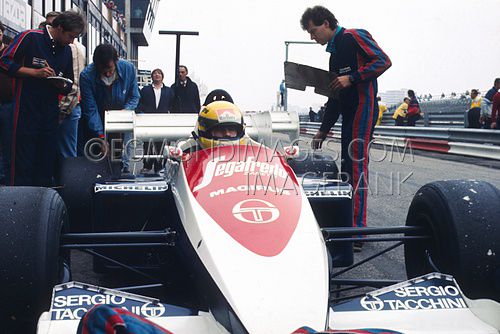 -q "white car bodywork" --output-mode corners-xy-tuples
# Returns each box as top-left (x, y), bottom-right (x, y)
(36, 111), (500, 333)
